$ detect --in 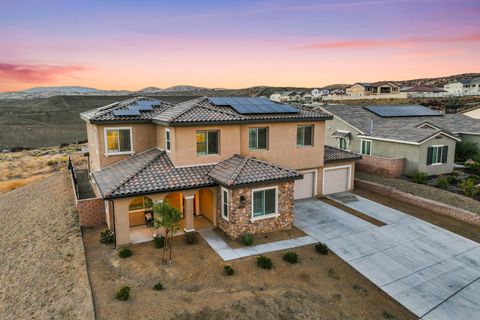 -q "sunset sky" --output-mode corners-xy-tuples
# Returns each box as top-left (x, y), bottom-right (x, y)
(1, 0), (479, 92)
